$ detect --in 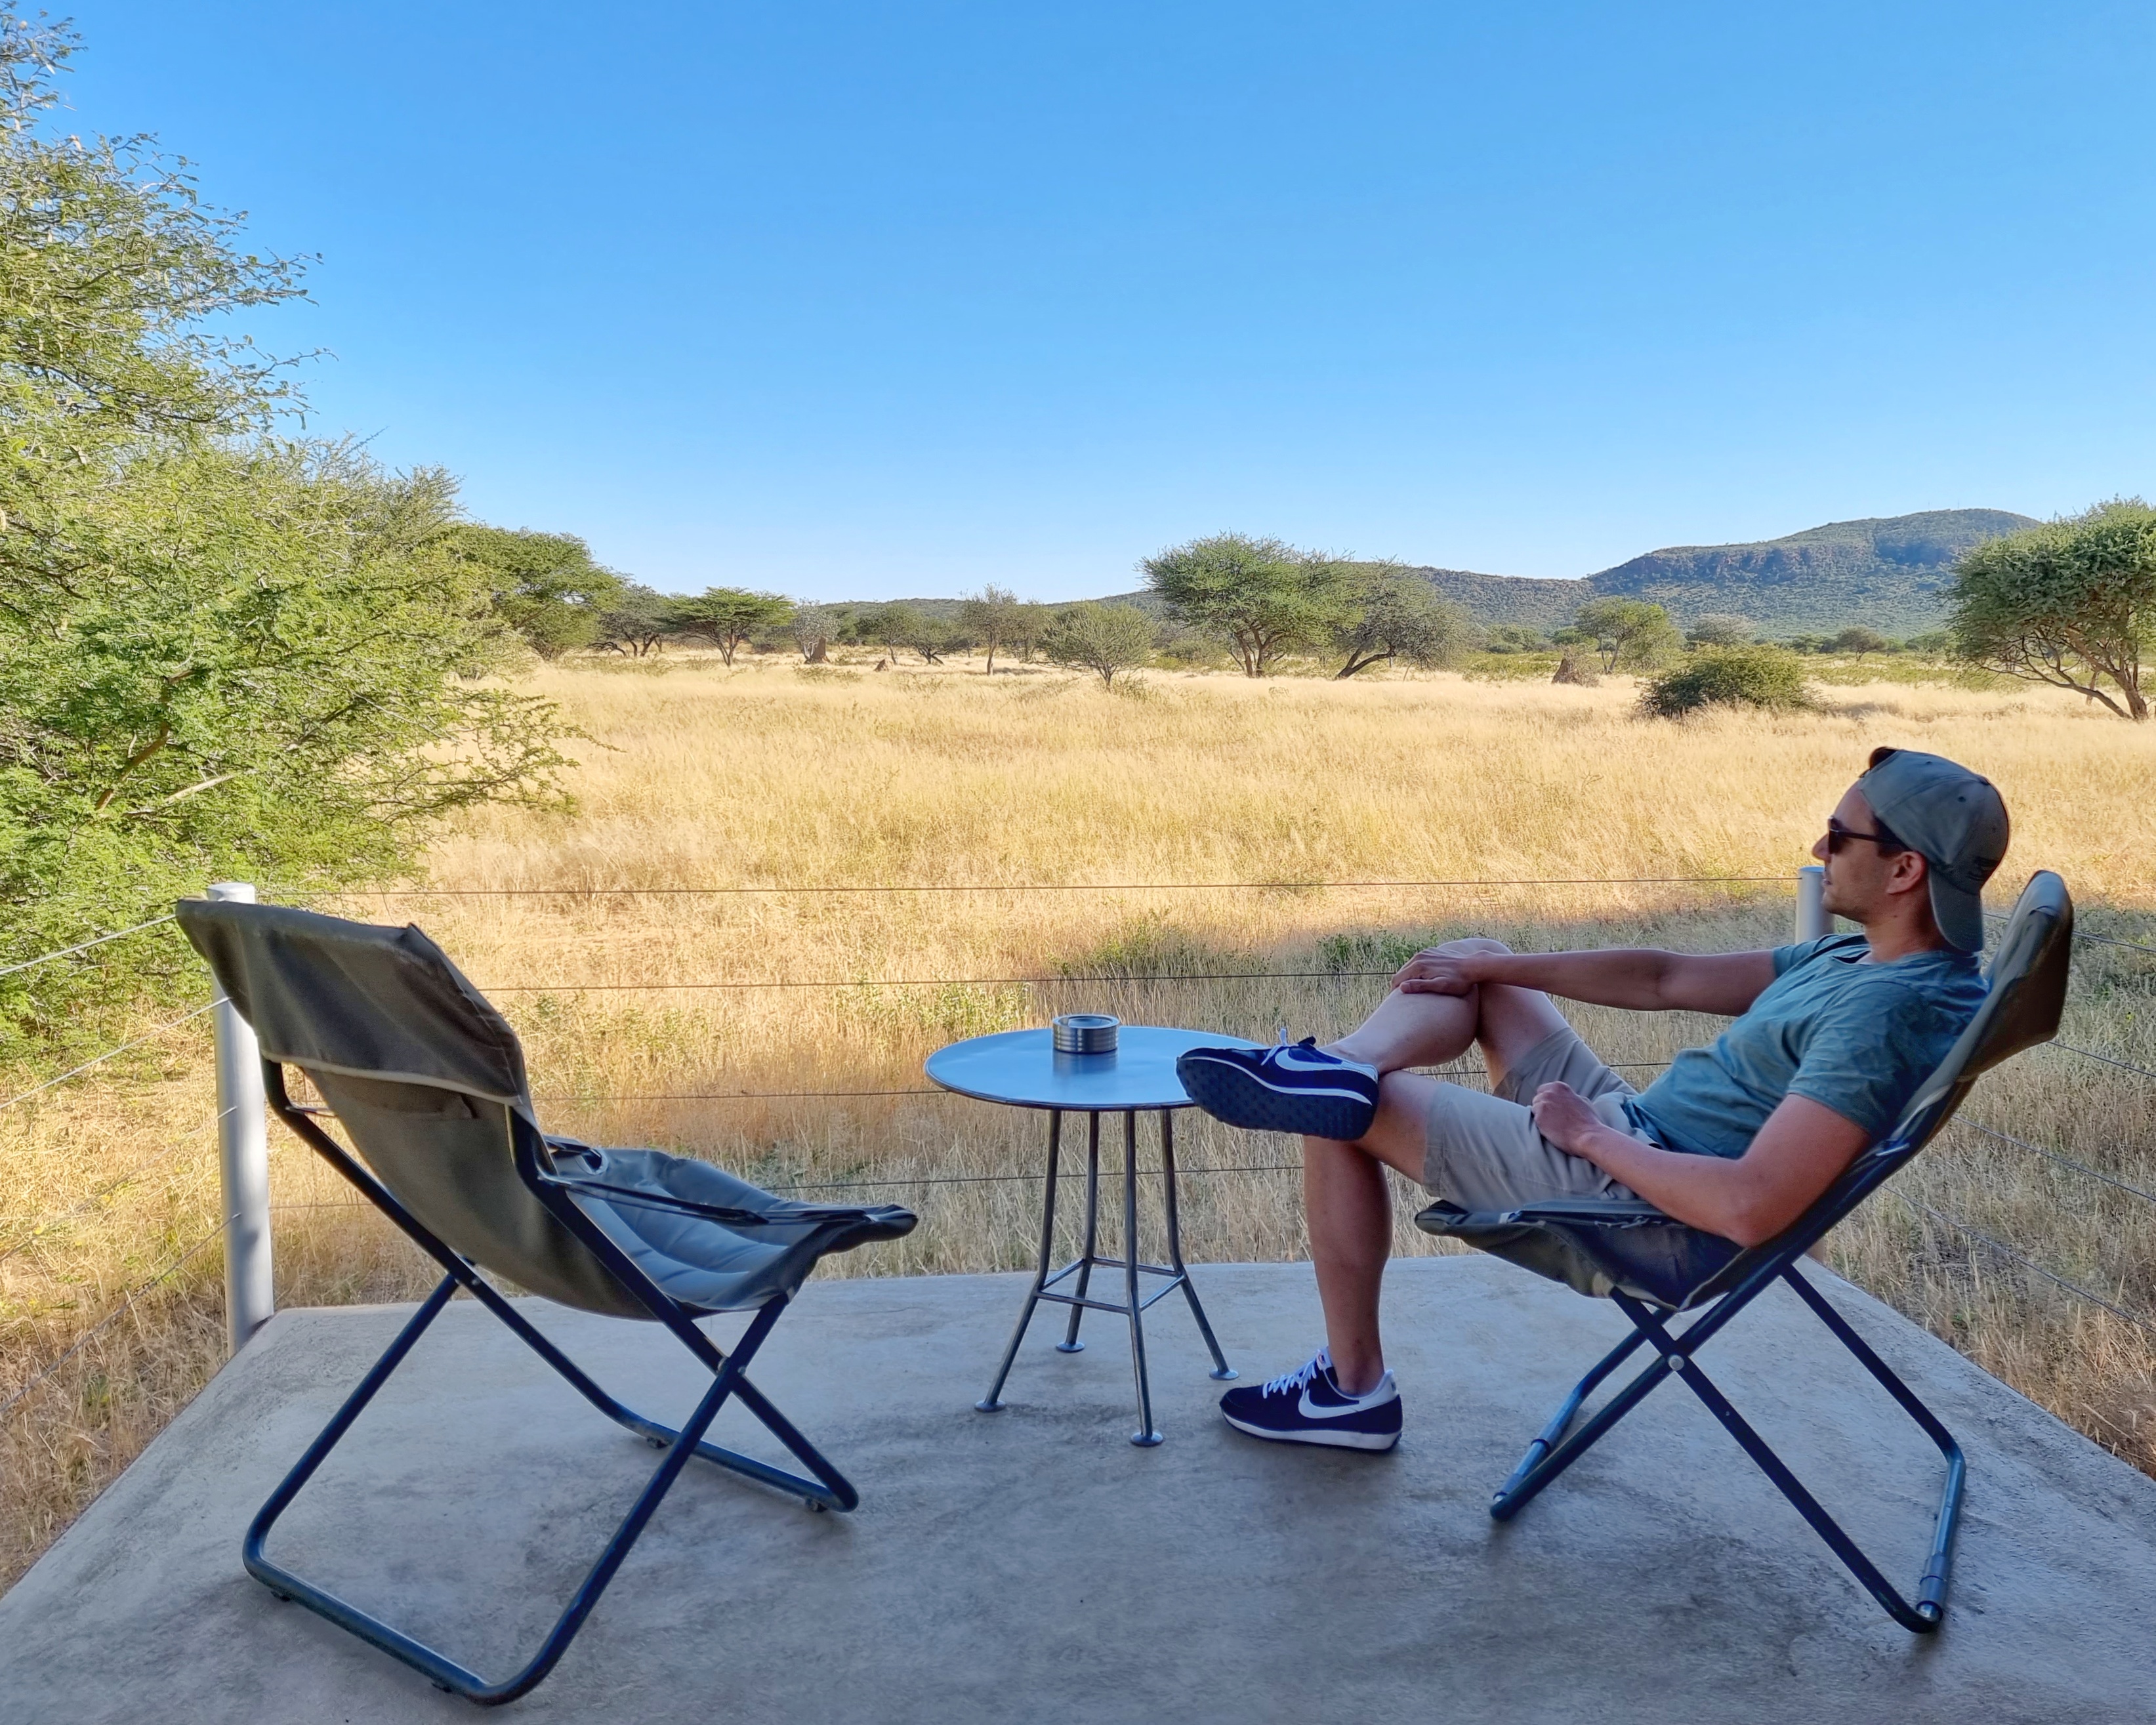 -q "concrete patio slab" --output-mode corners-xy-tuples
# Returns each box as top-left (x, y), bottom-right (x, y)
(3, 1255), (2153, 1724)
